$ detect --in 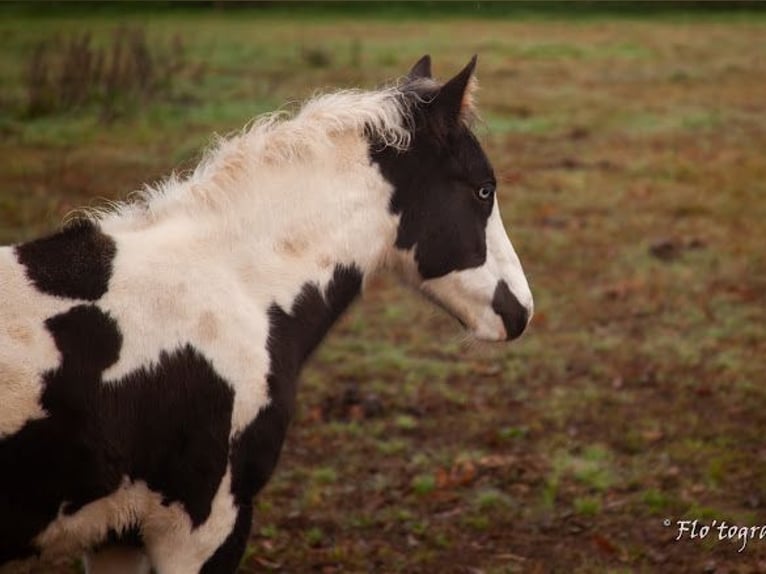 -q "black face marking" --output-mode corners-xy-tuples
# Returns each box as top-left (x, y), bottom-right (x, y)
(228, 265), (363, 508)
(492, 280), (529, 341)
(370, 91), (496, 280)
(0, 305), (234, 563)
(15, 219), (117, 301)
